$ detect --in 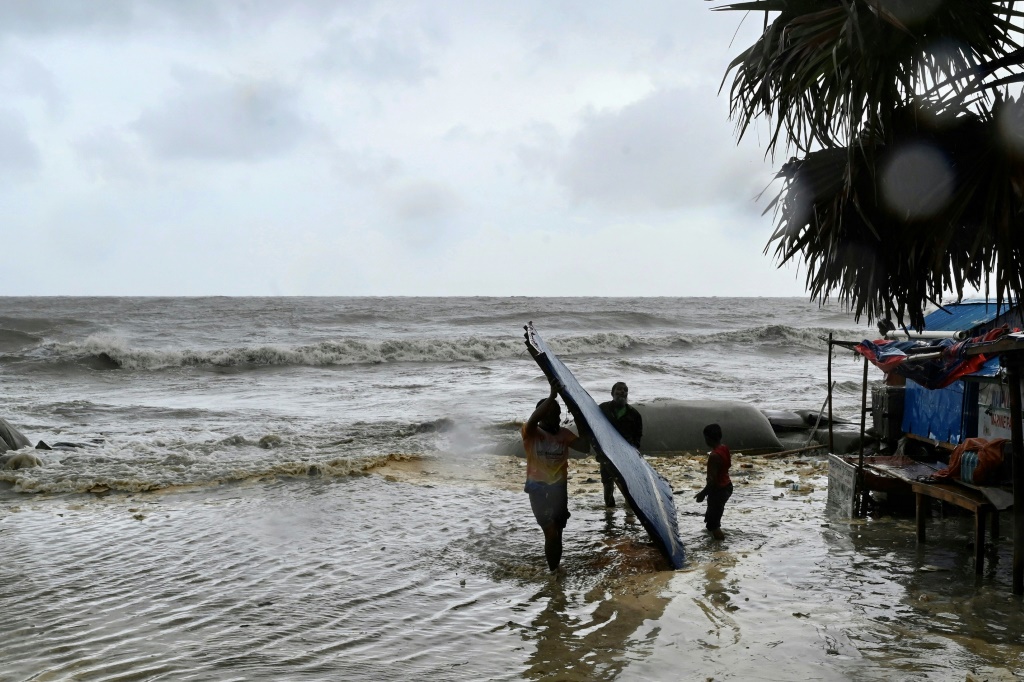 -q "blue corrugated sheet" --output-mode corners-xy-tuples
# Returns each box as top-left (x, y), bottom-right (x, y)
(923, 300), (1011, 331)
